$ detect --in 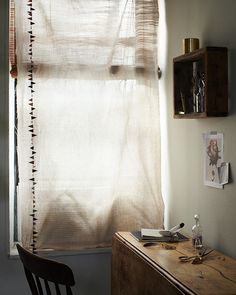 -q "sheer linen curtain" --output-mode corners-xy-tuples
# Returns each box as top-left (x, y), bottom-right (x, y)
(15, 0), (164, 251)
